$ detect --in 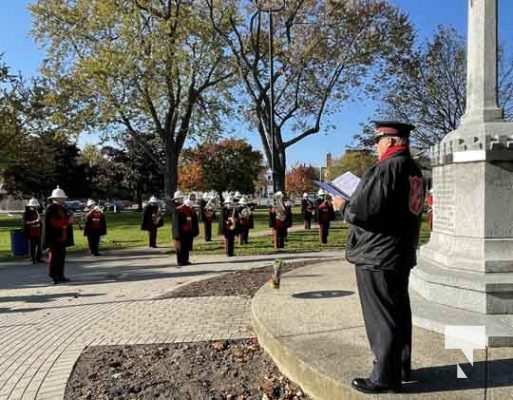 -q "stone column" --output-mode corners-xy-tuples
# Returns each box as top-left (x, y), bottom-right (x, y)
(462, 0), (503, 124)
(411, 0), (513, 346)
